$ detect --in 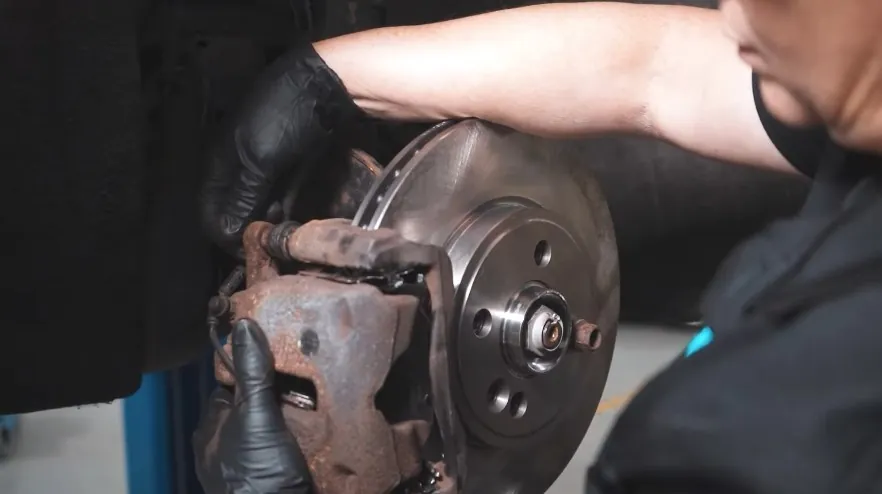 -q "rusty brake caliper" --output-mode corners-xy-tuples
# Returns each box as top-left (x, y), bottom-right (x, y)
(211, 218), (465, 494)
